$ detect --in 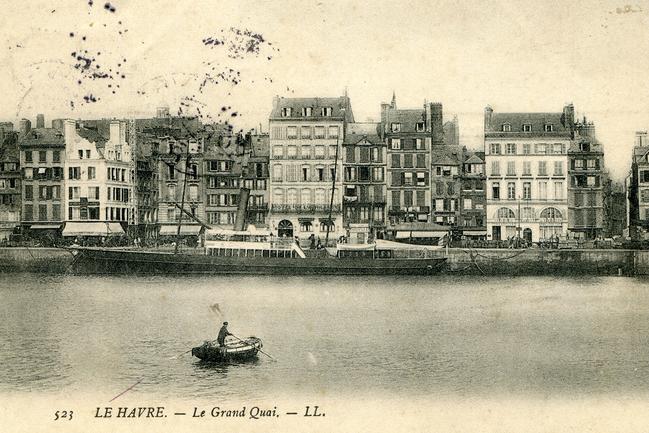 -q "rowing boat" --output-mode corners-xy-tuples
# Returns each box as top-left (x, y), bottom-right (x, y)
(191, 337), (262, 362)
